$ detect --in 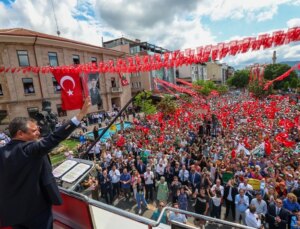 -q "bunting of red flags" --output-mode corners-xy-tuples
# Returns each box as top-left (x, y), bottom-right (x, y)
(0, 27), (299, 75)
(154, 78), (199, 97)
(263, 63), (300, 90)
